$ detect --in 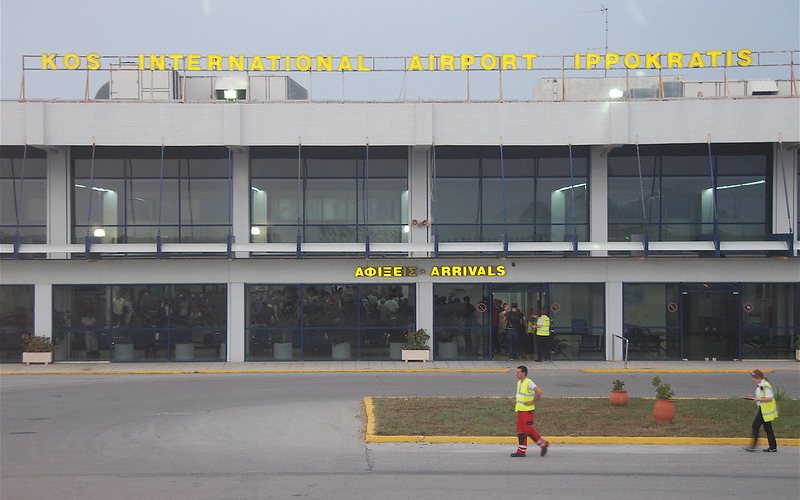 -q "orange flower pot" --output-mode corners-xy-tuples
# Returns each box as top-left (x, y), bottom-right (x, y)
(653, 399), (676, 424)
(609, 390), (629, 406)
